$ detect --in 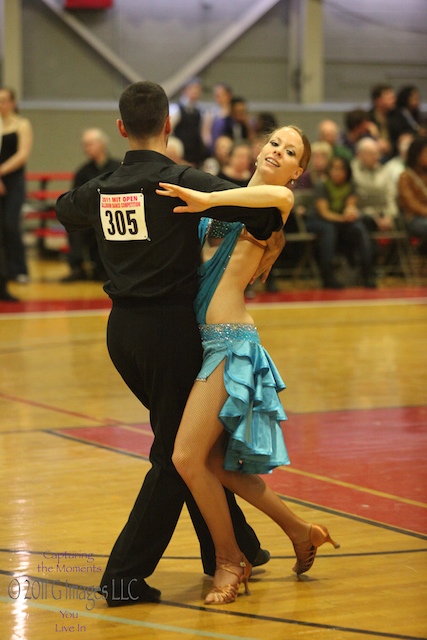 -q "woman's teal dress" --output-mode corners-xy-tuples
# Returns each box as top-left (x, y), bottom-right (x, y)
(194, 218), (290, 474)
